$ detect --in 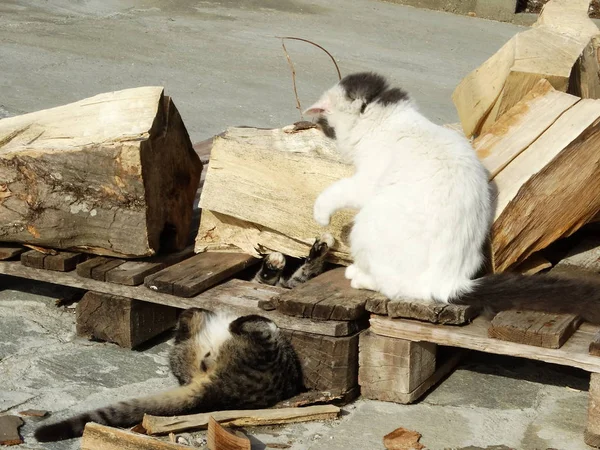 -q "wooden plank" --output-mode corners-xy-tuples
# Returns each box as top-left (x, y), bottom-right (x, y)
(555, 238), (600, 274)
(77, 257), (114, 278)
(76, 291), (178, 348)
(142, 405), (341, 436)
(43, 251), (85, 272)
(591, 332), (600, 356)
(0, 262), (356, 337)
(586, 372), (600, 447)
(283, 329), (359, 394)
(358, 330), (436, 398)
(365, 295), (389, 315)
(144, 252), (258, 297)
(275, 268), (371, 321)
(370, 315), (600, 373)
(0, 415), (23, 446)
(20, 250), (46, 269)
(106, 261), (164, 286)
(0, 244), (25, 261)
(81, 423), (190, 450)
(489, 310), (582, 349)
(207, 417), (250, 450)
(386, 300), (478, 325)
